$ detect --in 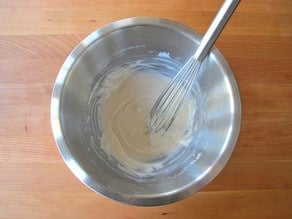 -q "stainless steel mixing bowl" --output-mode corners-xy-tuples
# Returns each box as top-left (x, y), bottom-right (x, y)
(51, 17), (241, 206)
